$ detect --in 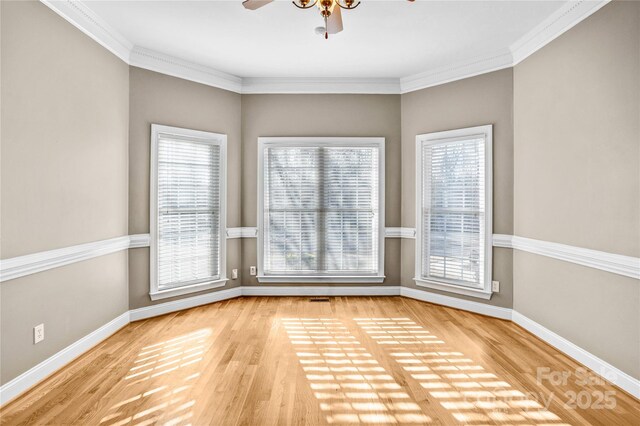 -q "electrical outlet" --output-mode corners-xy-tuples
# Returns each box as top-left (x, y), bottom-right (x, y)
(34, 324), (44, 344)
(250, 266), (257, 276)
(231, 269), (238, 280)
(492, 281), (500, 292)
